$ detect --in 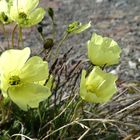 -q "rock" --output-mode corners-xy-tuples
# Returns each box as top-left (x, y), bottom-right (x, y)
(128, 61), (137, 69)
